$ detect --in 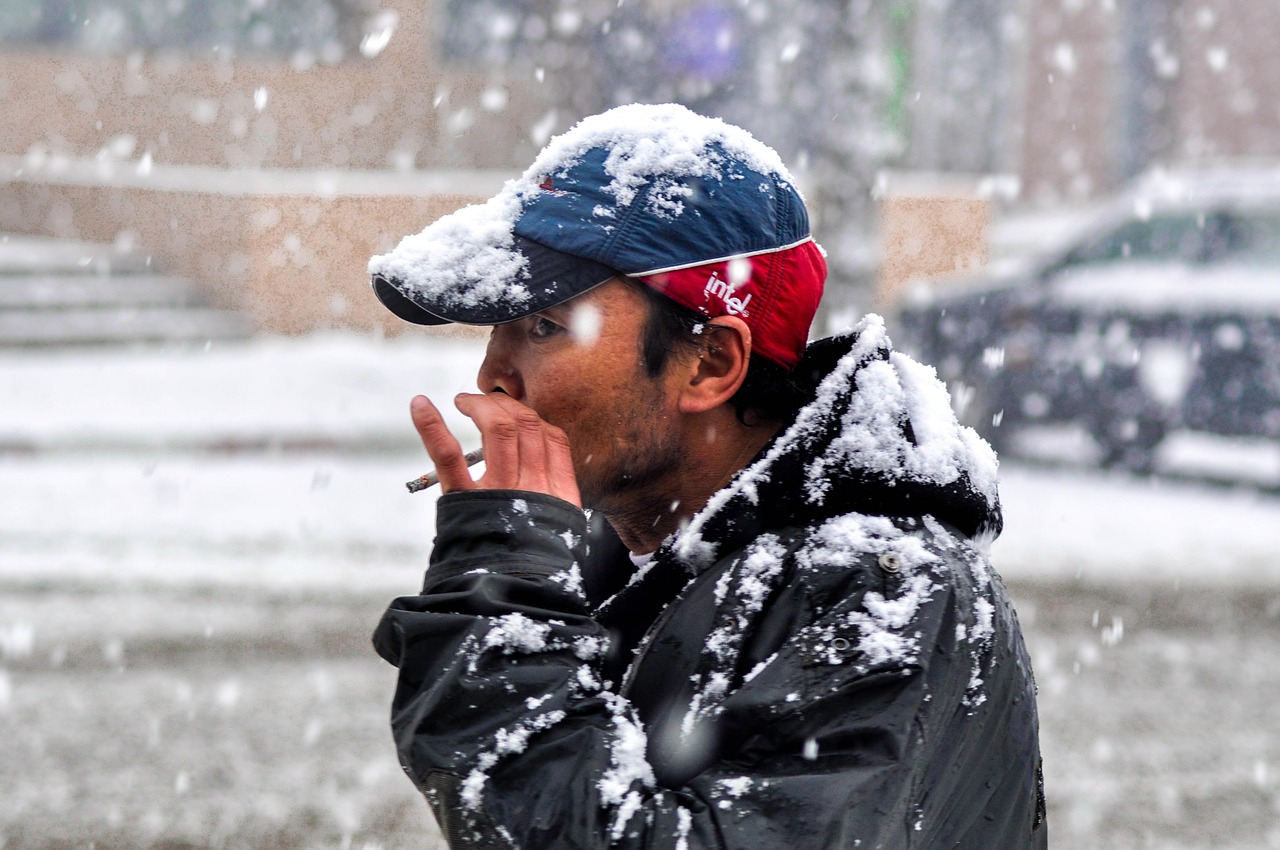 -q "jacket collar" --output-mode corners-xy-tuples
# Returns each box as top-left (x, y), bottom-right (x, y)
(663, 314), (1002, 576)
